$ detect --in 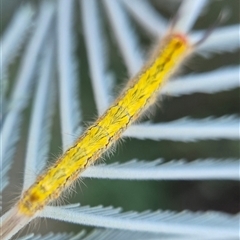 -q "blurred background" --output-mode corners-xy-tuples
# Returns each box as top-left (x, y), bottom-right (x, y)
(1, 0), (239, 236)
